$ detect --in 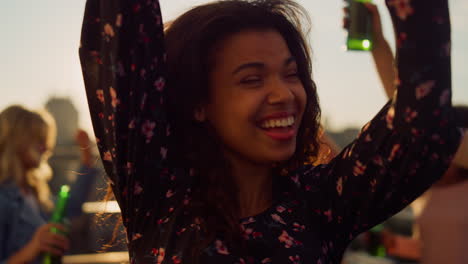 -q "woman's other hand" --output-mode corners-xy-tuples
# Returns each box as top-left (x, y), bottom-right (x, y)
(75, 129), (92, 167)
